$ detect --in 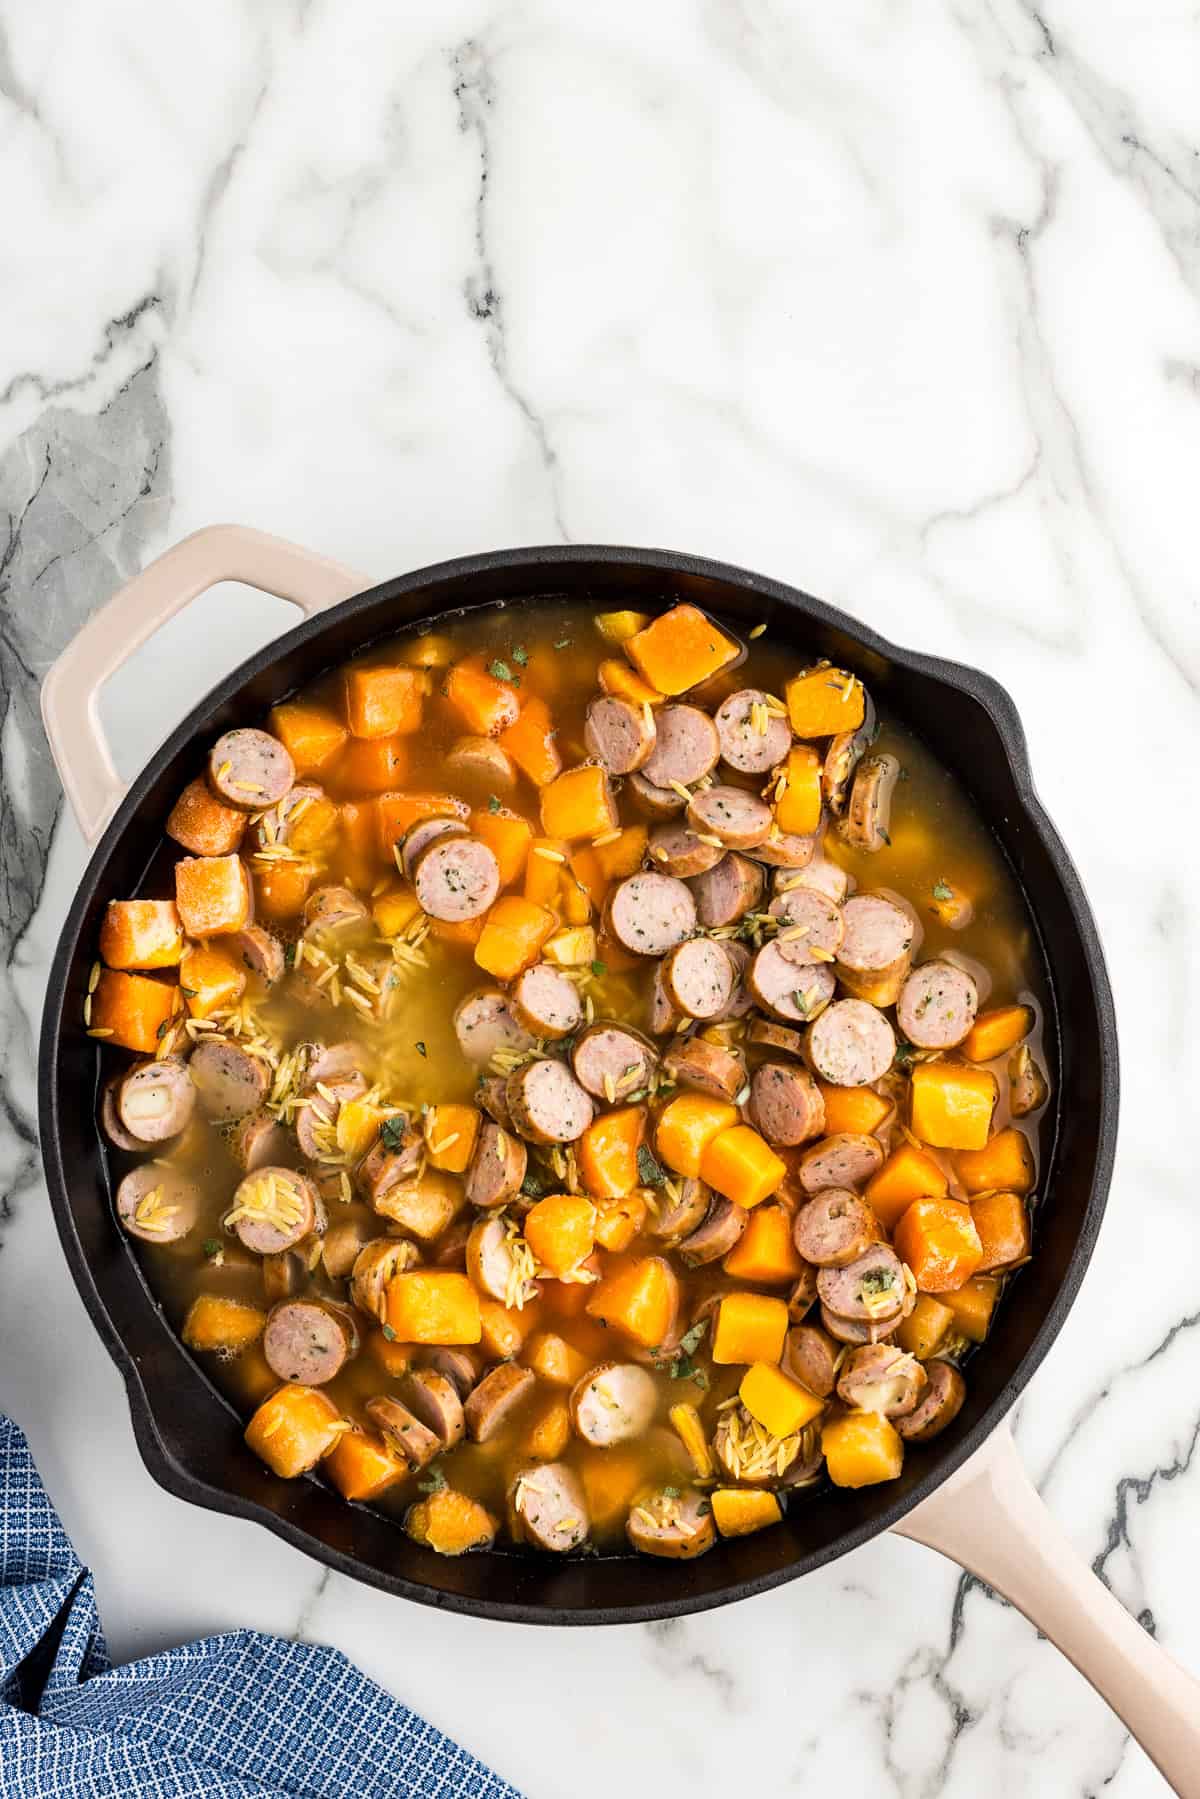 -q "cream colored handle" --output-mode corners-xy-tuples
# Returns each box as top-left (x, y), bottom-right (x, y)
(41, 524), (370, 844)
(894, 1424), (1200, 1794)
